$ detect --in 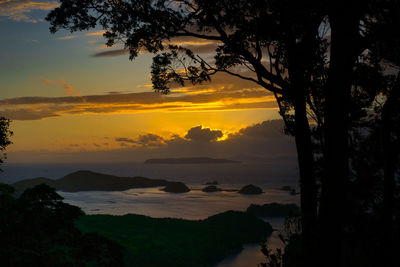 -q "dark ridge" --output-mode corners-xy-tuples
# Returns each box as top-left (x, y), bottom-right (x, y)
(12, 170), (177, 193)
